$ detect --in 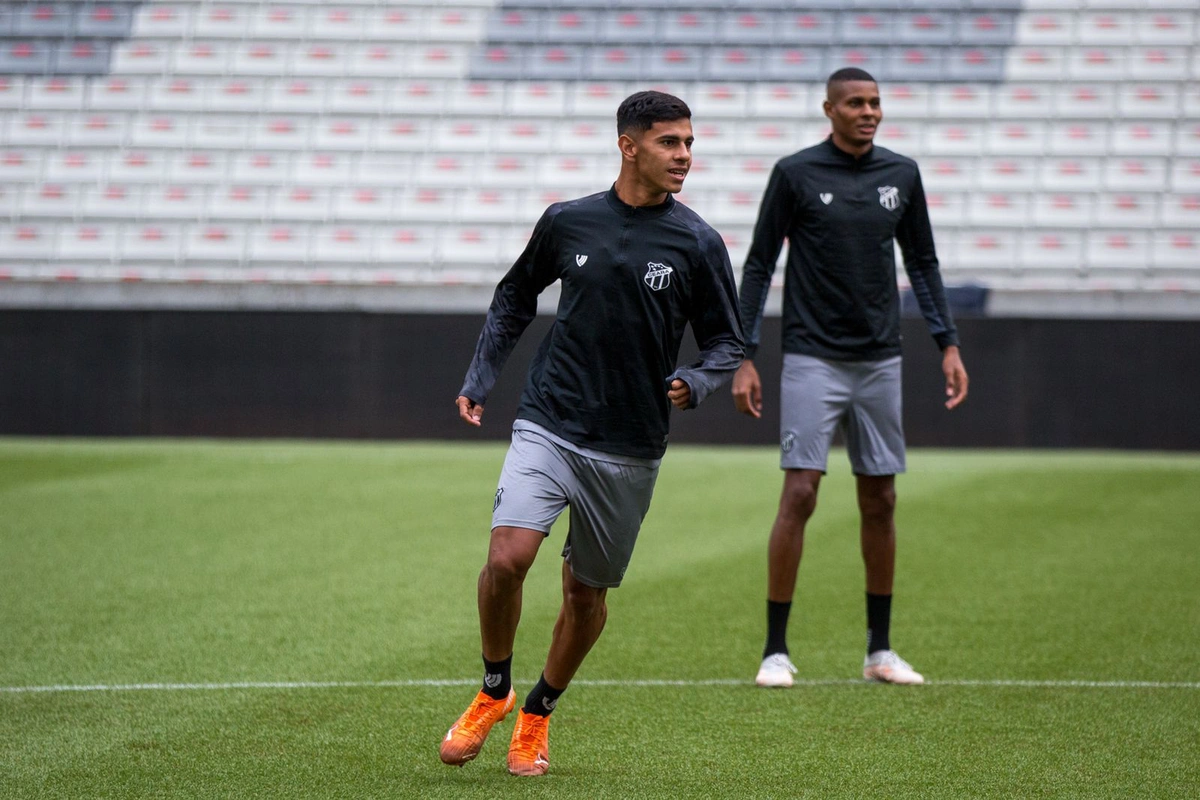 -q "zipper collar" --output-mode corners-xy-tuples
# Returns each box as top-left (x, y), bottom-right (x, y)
(606, 185), (676, 219)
